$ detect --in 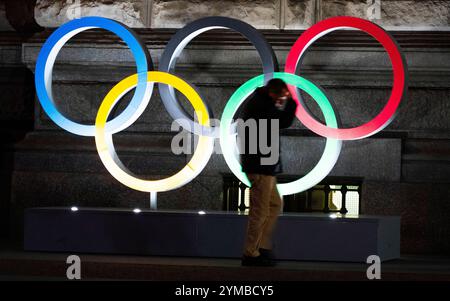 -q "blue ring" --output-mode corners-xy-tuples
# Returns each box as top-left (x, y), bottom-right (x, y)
(35, 16), (152, 136)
